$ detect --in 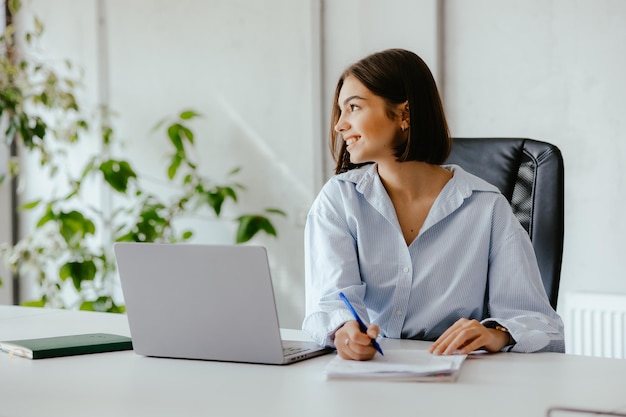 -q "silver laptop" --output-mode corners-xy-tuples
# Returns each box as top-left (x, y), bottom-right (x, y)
(113, 242), (331, 365)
